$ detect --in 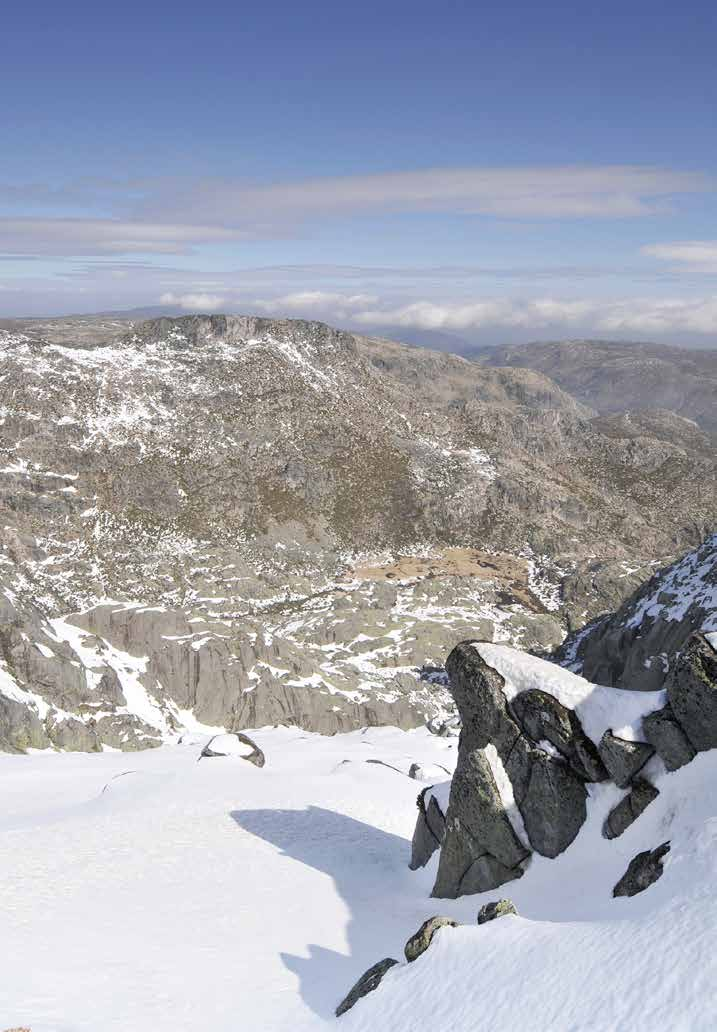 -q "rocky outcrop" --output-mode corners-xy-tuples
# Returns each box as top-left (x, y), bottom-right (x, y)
(603, 779), (659, 840)
(666, 633), (717, 751)
(335, 958), (399, 1017)
(430, 642), (608, 898)
(642, 704), (696, 771)
(0, 695), (49, 753)
(409, 787), (447, 870)
(404, 916), (458, 962)
(510, 689), (607, 781)
(477, 899), (517, 924)
(613, 842), (671, 898)
(598, 731), (654, 788)
(556, 536), (717, 691)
